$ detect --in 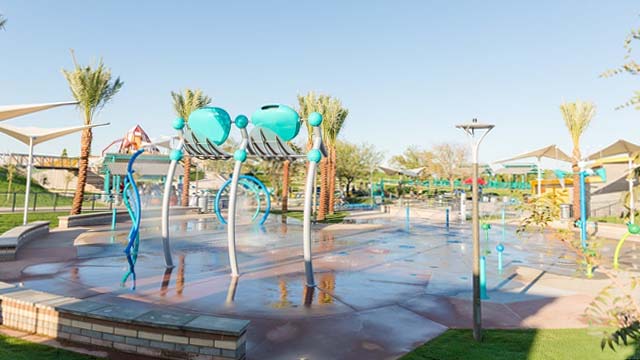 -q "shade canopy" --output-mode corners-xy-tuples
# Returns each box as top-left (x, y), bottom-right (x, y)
(0, 101), (78, 121)
(0, 122), (108, 145)
(591, 172), (630, 195)
(587, 139), (640, 160)
(378, 165), (425, 177)
(142, 135), (178, 150)
(489, 165), (536, 175)
(495, 144), (572, 163)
